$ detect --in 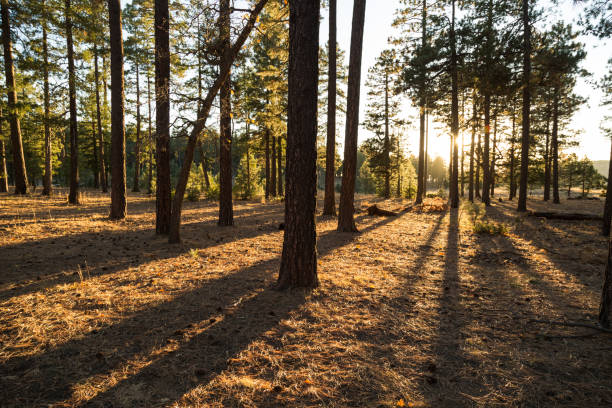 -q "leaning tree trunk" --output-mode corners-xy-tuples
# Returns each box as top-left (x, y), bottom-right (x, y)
(132, 62), (141, 192)
(323, 0), (337, 215)
(449, 0), (459, 209)
(517, 0), (531, 212)
(552, 87), (560, 204)
(94, 44), (108, 193)
(276, 0), (320, 290)
(338, 0), (366, 233)
(271, 135), (277, 197)
(415, 0), (427, 205)
(1, 0), (28, 194)
(155, 0), (171, 233)
(66, 0), (79, 204)
(218, 0), (233, 226)
(42, 1), (53, 196)
(108, 0), (127, 219)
